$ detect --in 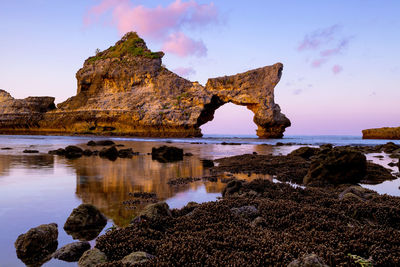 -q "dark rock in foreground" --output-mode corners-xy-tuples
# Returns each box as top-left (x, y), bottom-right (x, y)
(14, 223), (58, 266)
(214, 147), (396, 186)
(304, 148), (367, 185)
(53, 241), (90, 262)
(64, 204), (107, 241)
(152, 146), (183, 162)
(78, 248), (107, 267)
